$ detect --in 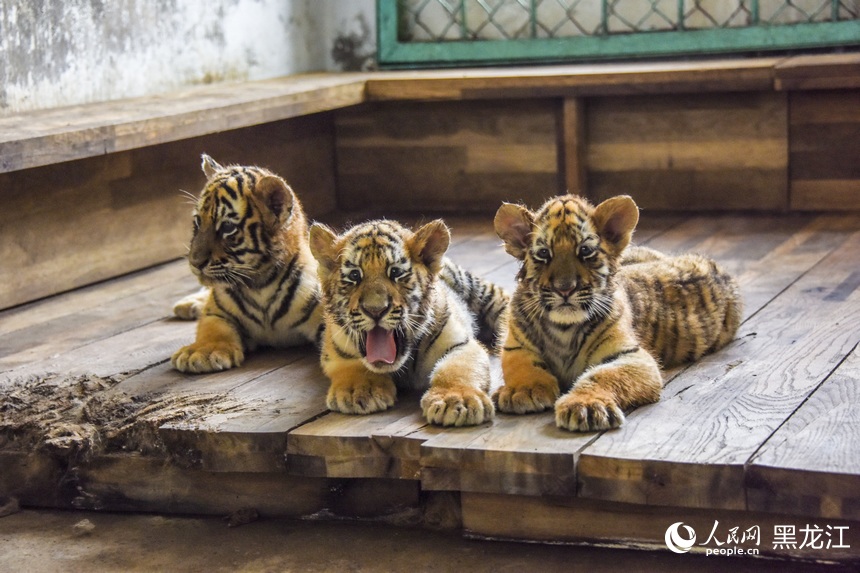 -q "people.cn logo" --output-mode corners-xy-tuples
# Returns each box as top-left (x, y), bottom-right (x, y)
(665, 522), (697, 553)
